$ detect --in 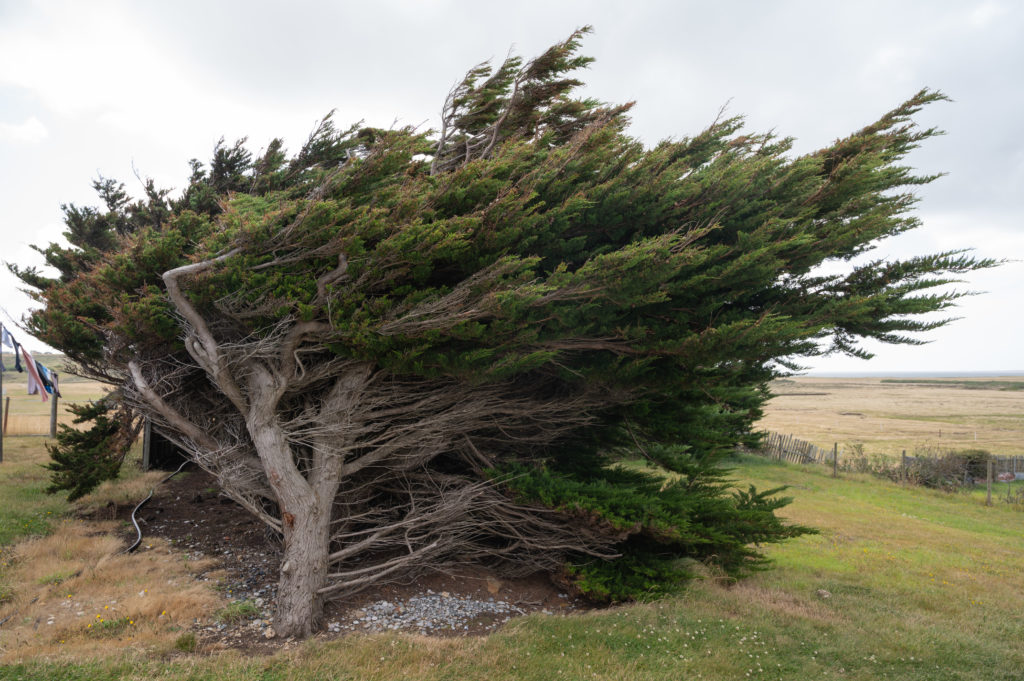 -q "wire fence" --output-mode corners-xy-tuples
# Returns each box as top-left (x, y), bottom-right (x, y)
(753, 430), (1024, 481)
